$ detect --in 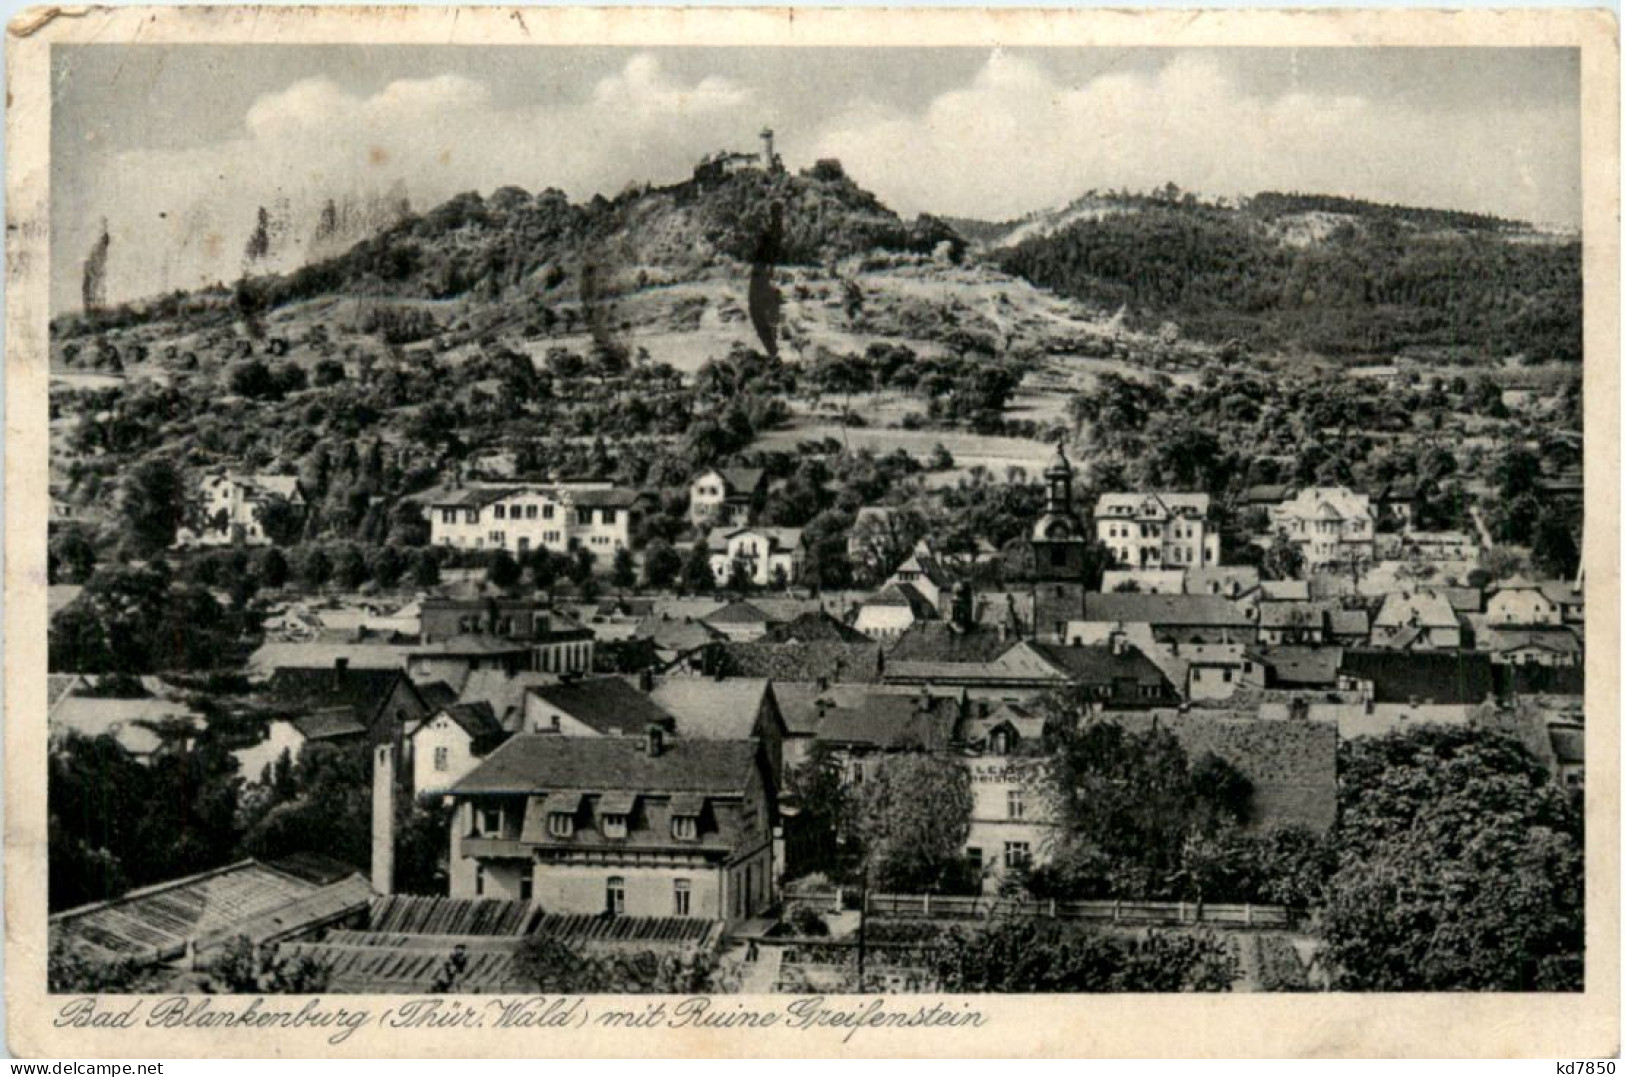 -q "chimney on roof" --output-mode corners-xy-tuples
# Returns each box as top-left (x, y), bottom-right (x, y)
(645, 722), (665, 757)
(371, 743), (396, 895)
(1110, 631), (1127, 657)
